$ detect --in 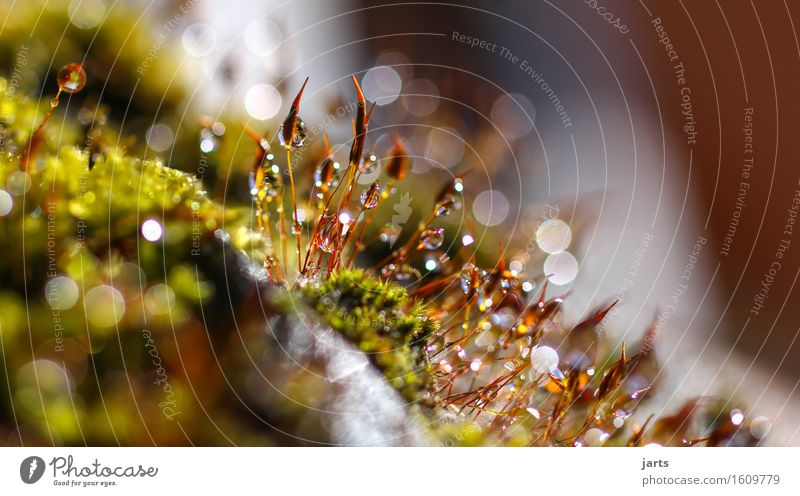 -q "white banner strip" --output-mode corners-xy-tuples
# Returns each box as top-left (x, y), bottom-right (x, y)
(1, 447), (797, 494)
